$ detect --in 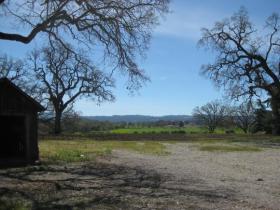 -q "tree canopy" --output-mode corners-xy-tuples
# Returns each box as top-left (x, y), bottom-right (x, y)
(193, 100), (229, 133)
(199, 8), (280, 134)
(28, 42), (114, 134)
(0, 0), (169, 89)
